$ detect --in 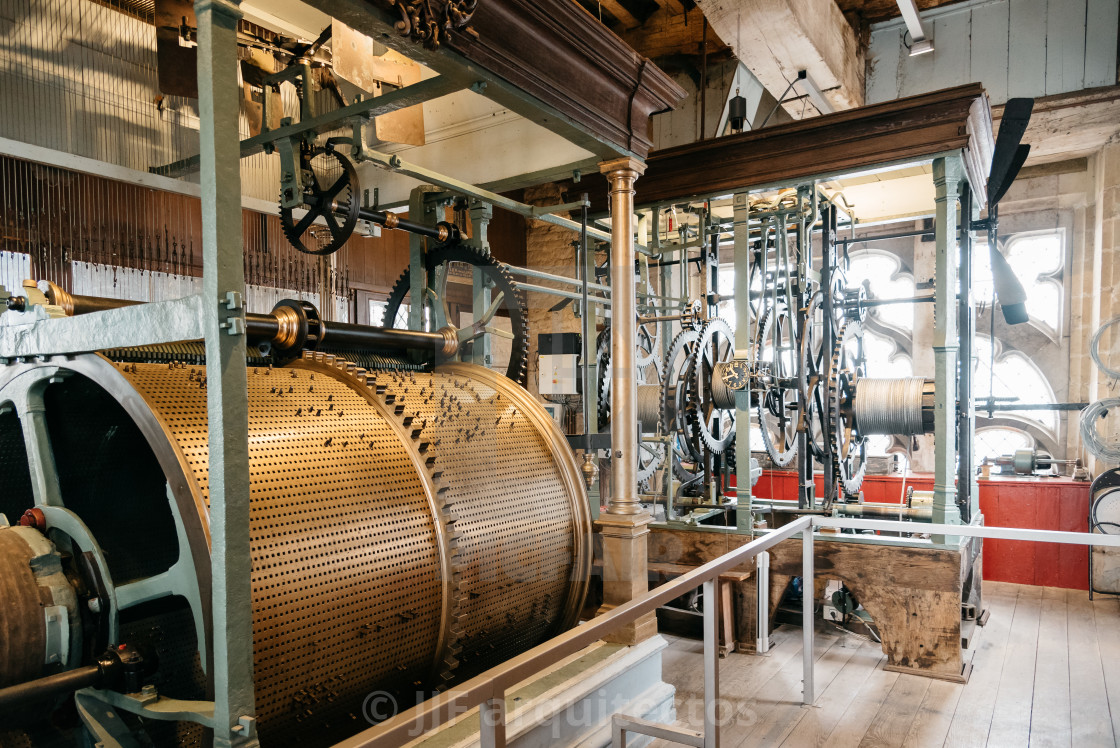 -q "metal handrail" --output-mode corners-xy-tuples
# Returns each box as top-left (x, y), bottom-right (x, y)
(337, 514), (1120, 748)
(337, 515), (814, 748)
